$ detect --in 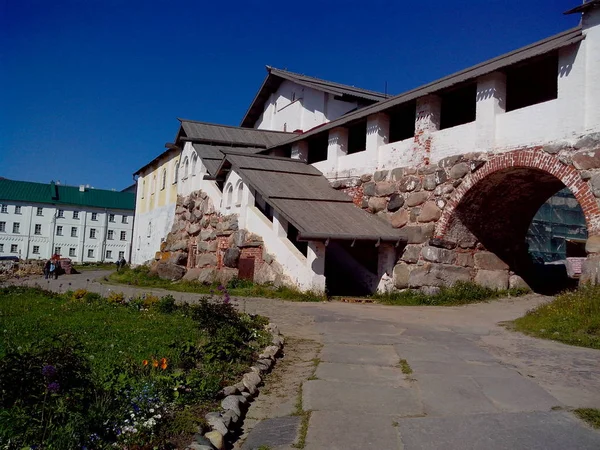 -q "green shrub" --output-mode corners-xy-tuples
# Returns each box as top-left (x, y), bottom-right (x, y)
(157, 294), (177, 313)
